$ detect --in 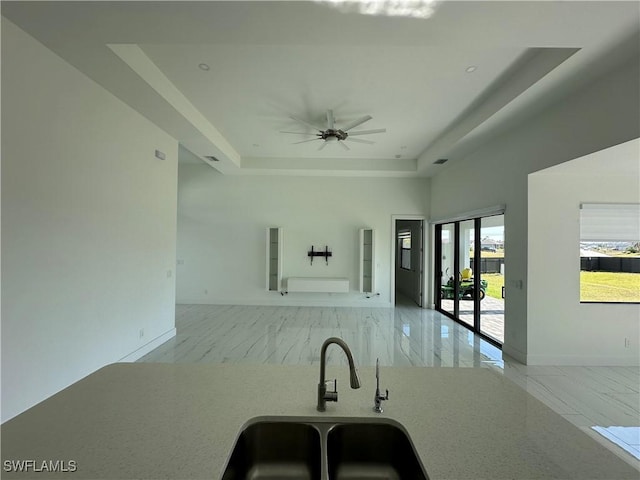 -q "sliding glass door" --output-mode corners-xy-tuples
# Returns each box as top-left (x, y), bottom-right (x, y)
(479, 215), (505, 343)
(438, 223), (456, 318)
(435, 214), (504, 346)
(458, 220), (475, 328)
